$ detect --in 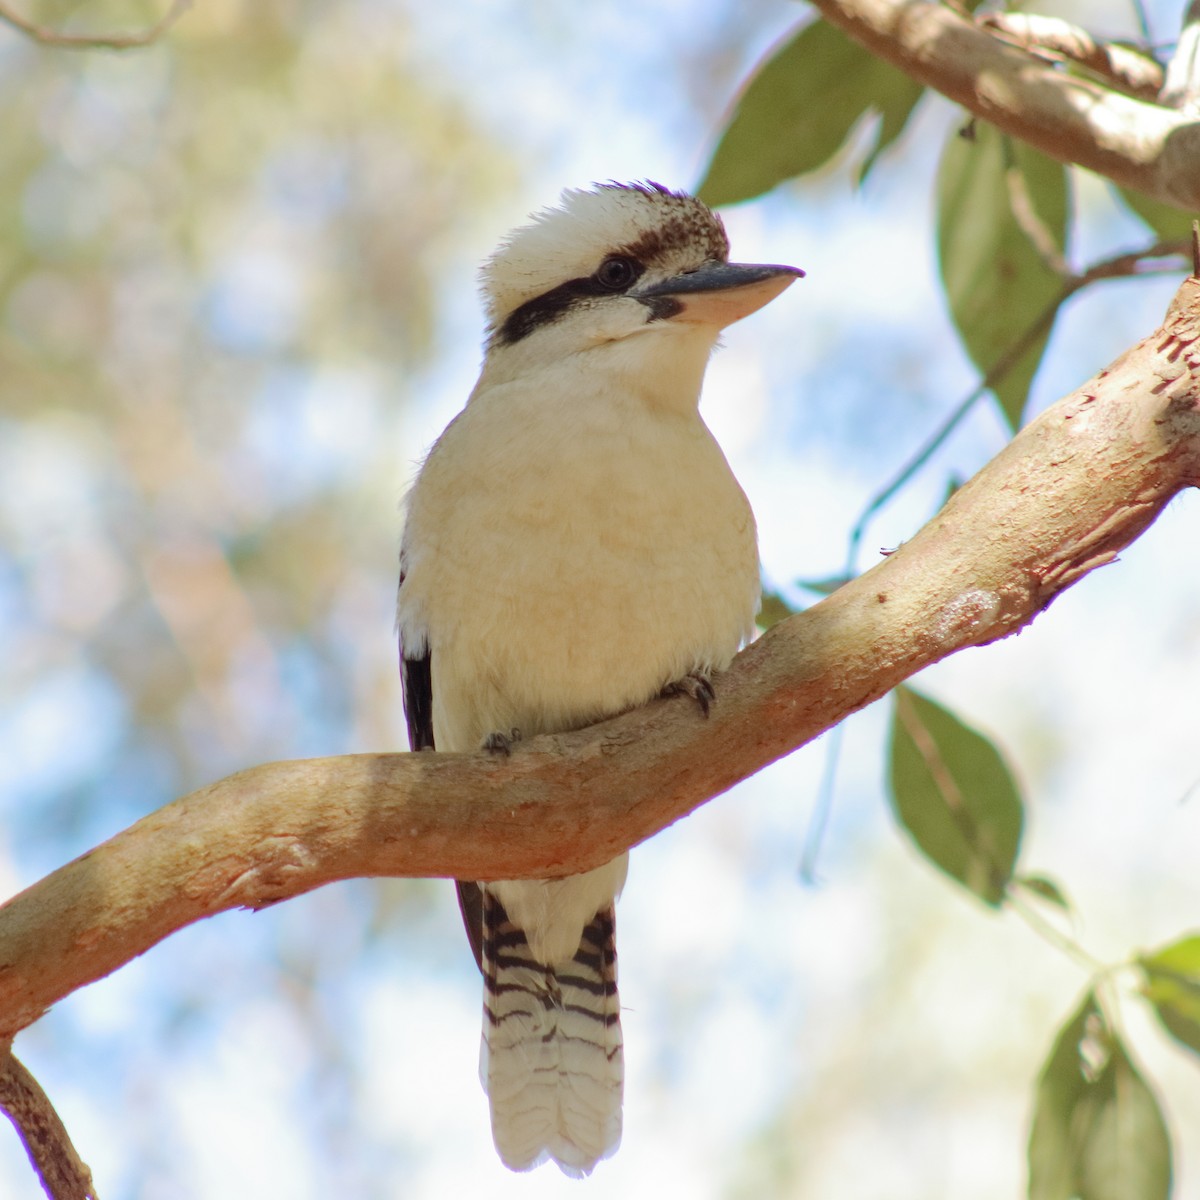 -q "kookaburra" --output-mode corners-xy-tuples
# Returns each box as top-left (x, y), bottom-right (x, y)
(397, 182), (801, 1175)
